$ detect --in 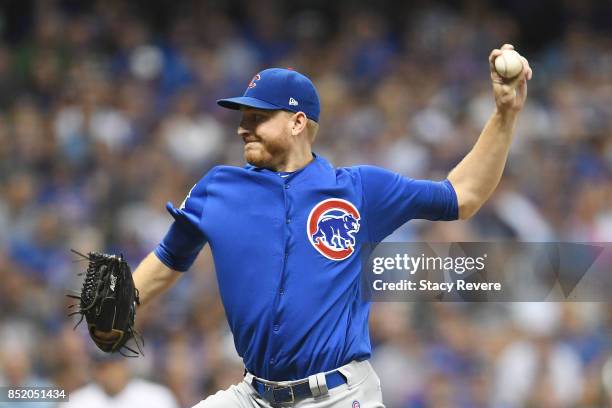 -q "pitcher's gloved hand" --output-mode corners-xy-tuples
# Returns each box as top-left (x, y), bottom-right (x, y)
(68, 251), (143, 356)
